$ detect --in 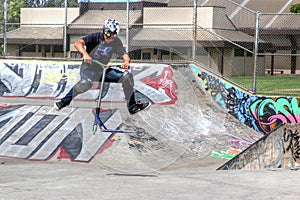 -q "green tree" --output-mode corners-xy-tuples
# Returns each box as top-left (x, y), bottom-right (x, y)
(290, 4), (300, 13)
(8, 1), (25, 23)
(26, 0), (79, 7)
